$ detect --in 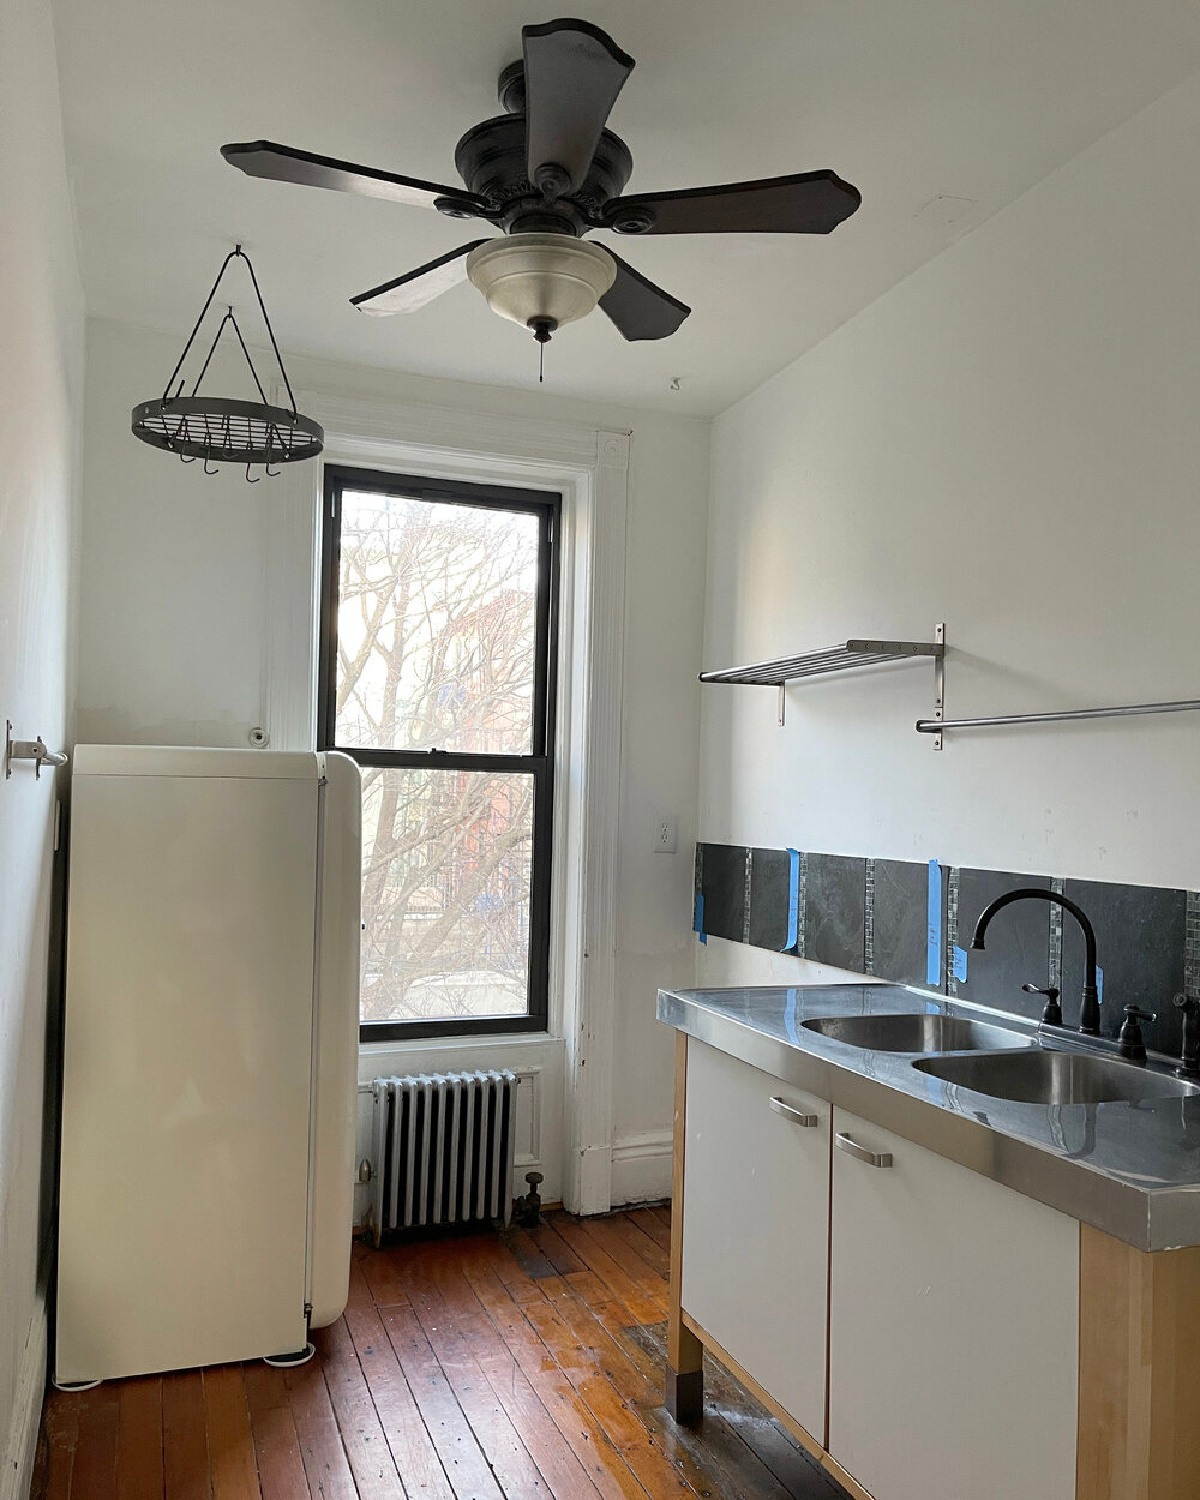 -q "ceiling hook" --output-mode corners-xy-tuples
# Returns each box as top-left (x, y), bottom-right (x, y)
(203, 452), (218, 476)
(245, 462), (261, 484)
(179, 450), (197, 464)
